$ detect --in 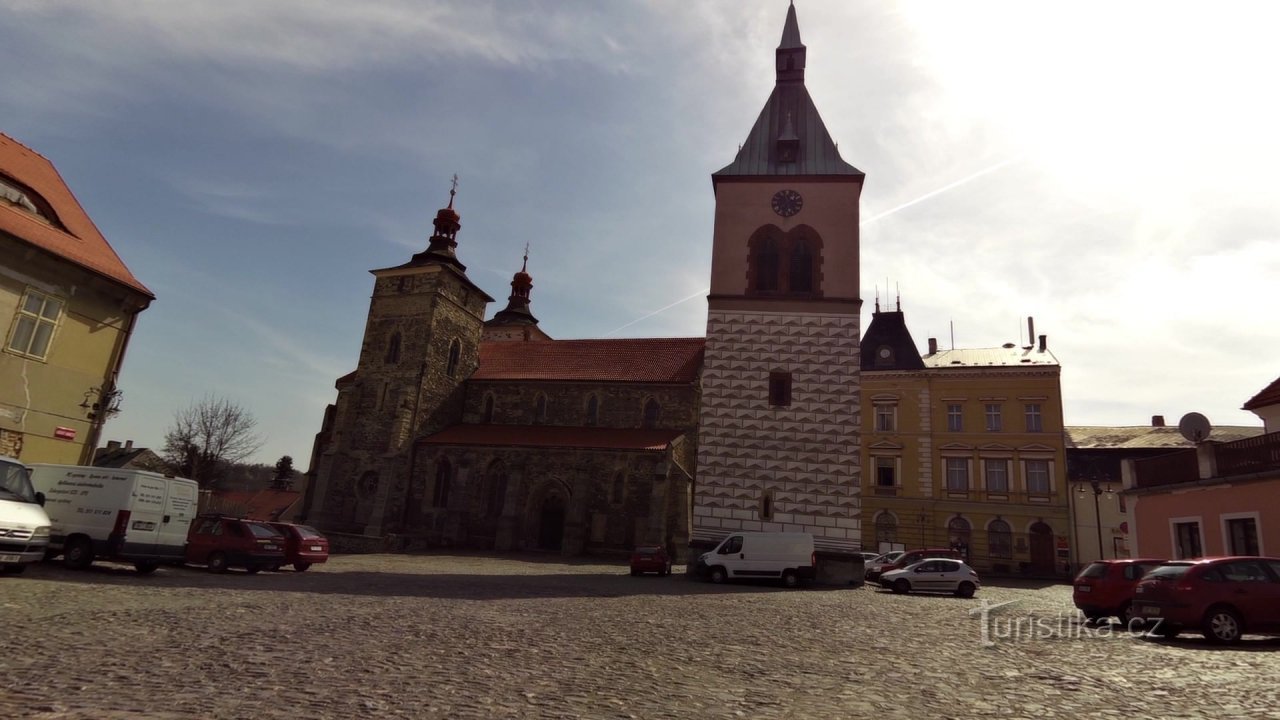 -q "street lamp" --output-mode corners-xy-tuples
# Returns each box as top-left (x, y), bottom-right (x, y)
(1078, 479), (1113, 561)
